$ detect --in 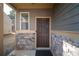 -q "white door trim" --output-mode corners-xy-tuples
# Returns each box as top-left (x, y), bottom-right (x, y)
(35, 16), (51, 50)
